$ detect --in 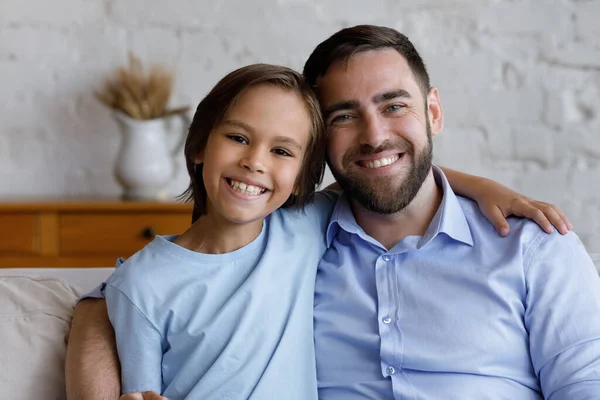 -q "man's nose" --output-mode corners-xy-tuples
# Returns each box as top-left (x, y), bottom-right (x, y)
(239, 148), (266, 173)
(358, 114), (390, 148)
